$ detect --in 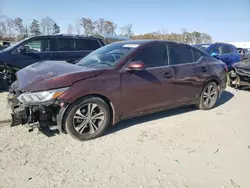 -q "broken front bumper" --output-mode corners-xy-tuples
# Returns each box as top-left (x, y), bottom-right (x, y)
(7, 92), (68, 132)
(7, 93), (28, 127)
